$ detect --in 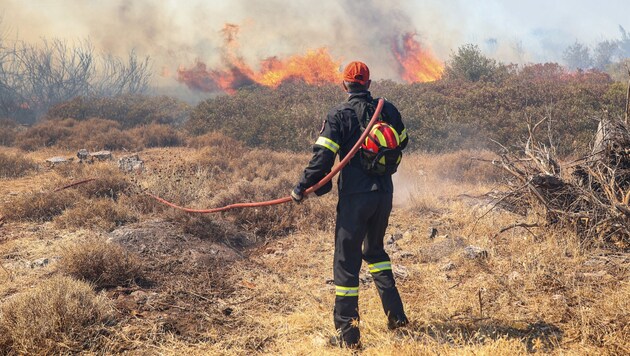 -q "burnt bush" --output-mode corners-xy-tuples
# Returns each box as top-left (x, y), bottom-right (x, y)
(47, 94), (190, 128)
